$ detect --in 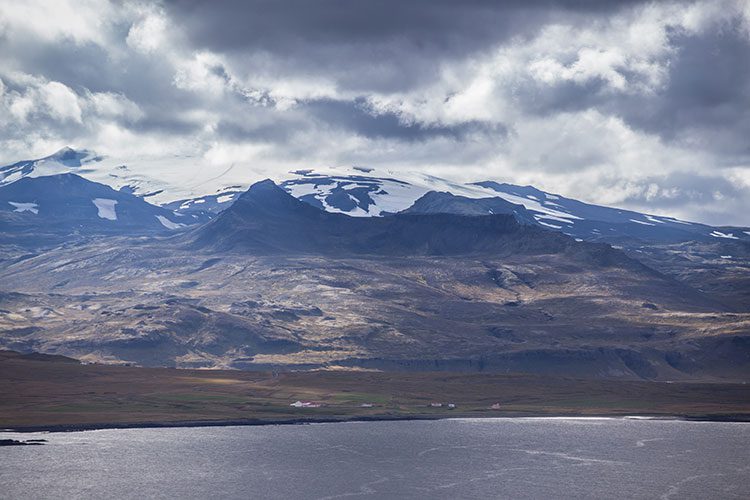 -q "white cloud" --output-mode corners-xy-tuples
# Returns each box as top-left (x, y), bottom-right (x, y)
(530, 48), (629, 90)
(1, 75), (81, 123)
(87, 92), (143, 122)
(0, 0), (118, 46)
(41, 81), (82, 123)
(7, 93), (35, 122)
(173, 51), (231, 96)
(126, 11), (168, 54)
